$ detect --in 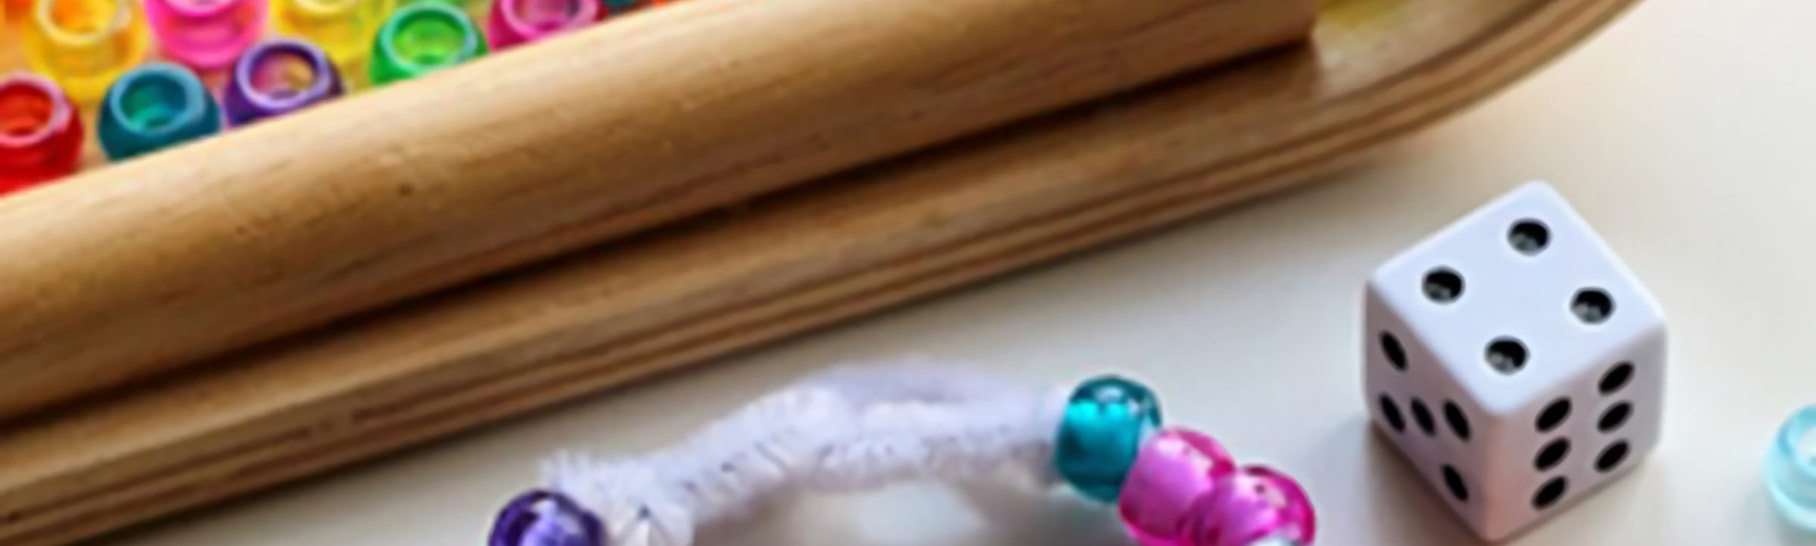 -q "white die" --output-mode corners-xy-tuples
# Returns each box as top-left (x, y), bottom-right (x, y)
(1362, 181), (1666, 542)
